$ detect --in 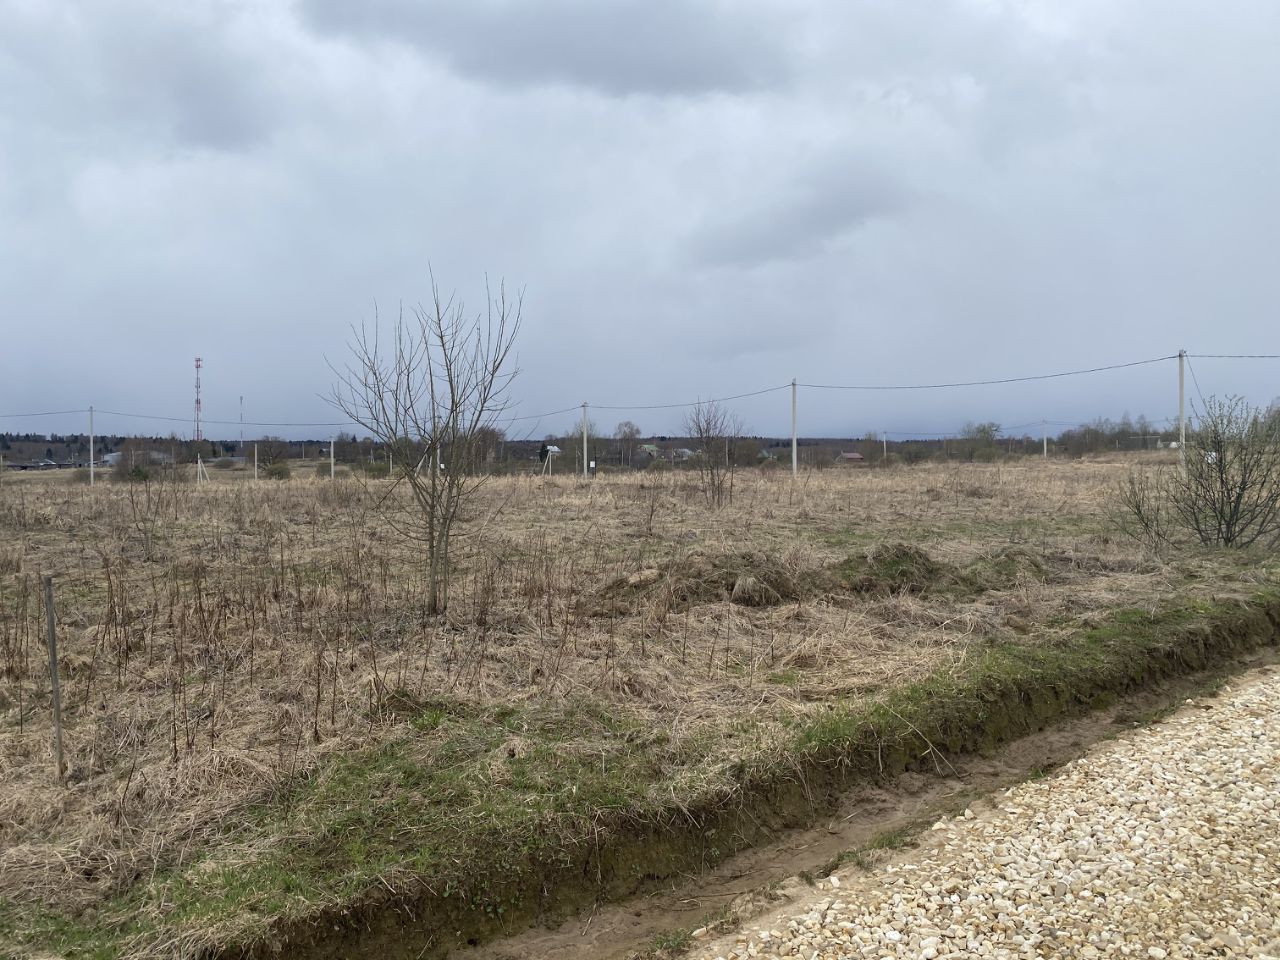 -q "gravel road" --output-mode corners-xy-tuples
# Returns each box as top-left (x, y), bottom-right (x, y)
(695, 668), (1280, 960)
